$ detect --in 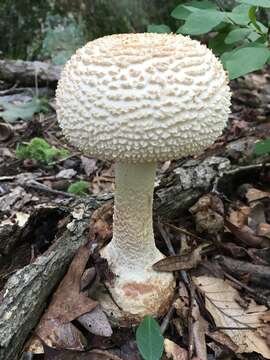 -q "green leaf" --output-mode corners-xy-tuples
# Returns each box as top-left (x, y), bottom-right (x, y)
(232, 3), (251, 13)
(0, 97), (43, 123)
(178, 9), (225, 35)
(225, 28), (252, 44)
(226, 12), (250, 25)
(40, 15), (85, 65)
(171, 0), (217, 20)
(147, 24), (171, 33)
(136, 316), (164, 360)
(224, 46), (270, 79)
(68, 181), (89, 196)
(237, 0), (270, 8)
(254, 139), (270, 155)
(209, 31), (234, 55)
